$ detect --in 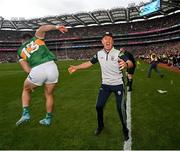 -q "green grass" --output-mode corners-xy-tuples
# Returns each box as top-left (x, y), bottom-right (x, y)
(132, 62), (180, 149)
(0, 60), (179, 149)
